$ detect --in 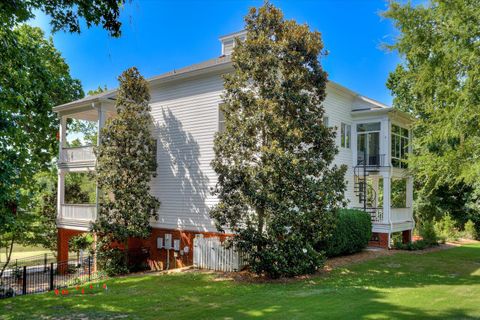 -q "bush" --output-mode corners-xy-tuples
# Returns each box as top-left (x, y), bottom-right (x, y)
(96, 247), (129, 276)
(324, 209), (372, 257)
(434, 214), (459, 242)
(463, 220), (478, 240)
(394, 239), (429, 251)
(419, 220), (438, 246)
(244, 238), (324, 279)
